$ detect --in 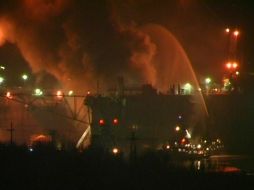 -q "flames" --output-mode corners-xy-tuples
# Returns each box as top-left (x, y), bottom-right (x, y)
(0, 28), (5, 45)
(29, 134), (52, 148)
